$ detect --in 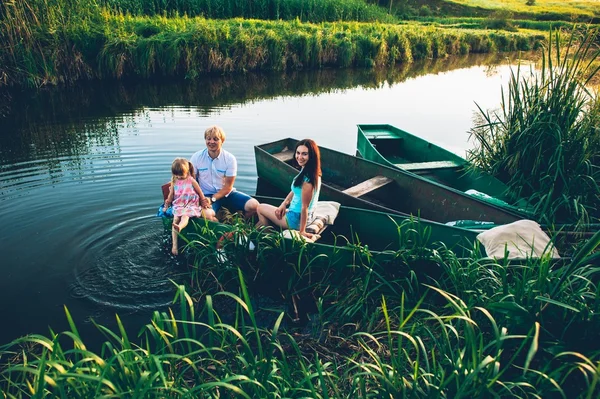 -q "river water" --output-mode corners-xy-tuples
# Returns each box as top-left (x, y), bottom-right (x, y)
(0, 53), (535, 345)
